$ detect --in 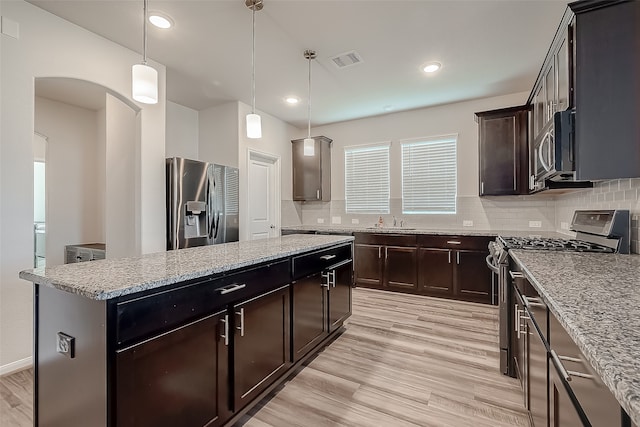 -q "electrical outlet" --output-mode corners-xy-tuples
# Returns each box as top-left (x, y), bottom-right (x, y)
(529, 221), (542, 228)
(317, 218), (325, 224)
(351, 218), (359, 225)
(332, 216), (341, 224)
(463, 220), (473, 227)
(561, 222), (569, 230)
(56, 332), (75, 359)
